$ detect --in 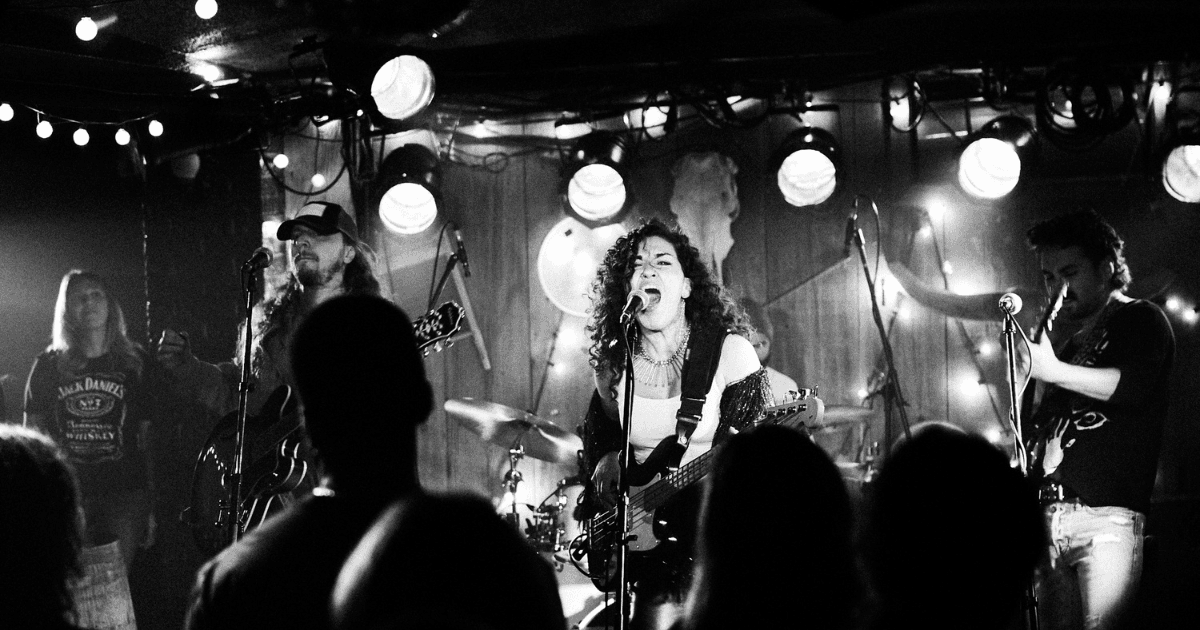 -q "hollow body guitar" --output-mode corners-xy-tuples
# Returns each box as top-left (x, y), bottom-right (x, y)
(586, 391), (824, 590)
(187, 301), (465, 555)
